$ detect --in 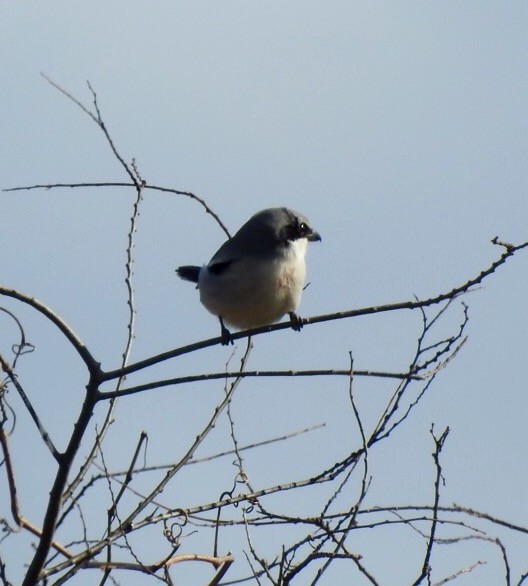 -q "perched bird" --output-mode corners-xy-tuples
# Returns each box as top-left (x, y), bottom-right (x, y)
(176, 207), (321, 344)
